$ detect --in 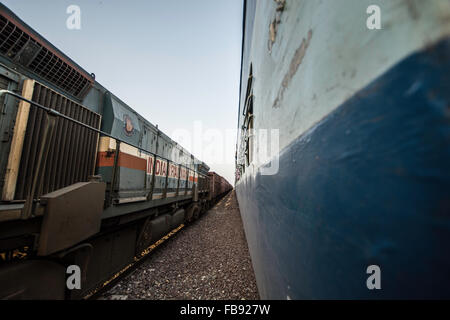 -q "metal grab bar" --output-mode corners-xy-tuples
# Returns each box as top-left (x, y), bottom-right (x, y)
(0, 89), (205, 175)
